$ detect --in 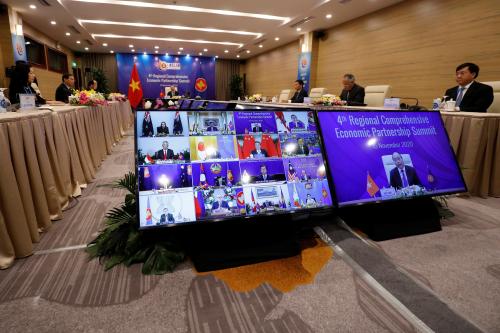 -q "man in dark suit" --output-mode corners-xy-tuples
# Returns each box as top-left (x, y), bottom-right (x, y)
(158, 208), (175, 224)
(167, 85), (179, 98)
(340, 74), (365, 106)
(290, 80), (308, 103)
(206, 121), (218, 132)
(252, 124), (262, 133)
(389, 152), (422, 189)
(444, 63), (494, 113)
(296, 138), (309, 156)
(250, 142), (268, 158)
(212, 189), (230, 212)
(55, 73), (75, 103)
(254, 164), (274, 182)
(155, 141), (175, 160)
